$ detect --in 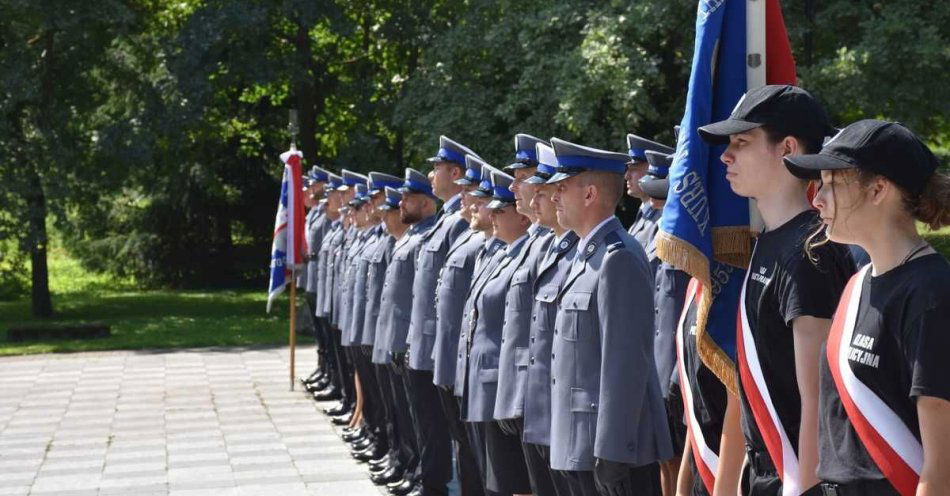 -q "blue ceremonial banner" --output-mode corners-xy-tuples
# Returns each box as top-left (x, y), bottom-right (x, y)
(657, 0), (751, 394)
